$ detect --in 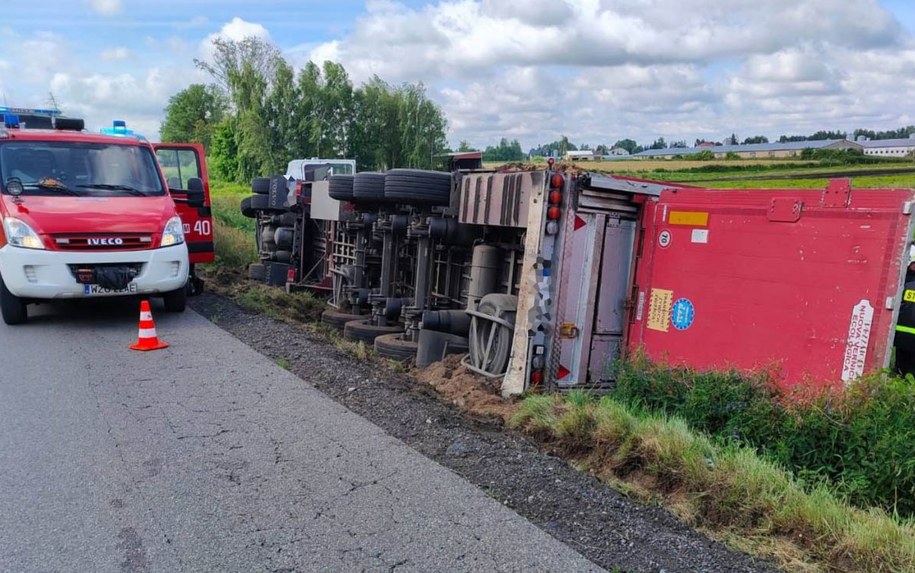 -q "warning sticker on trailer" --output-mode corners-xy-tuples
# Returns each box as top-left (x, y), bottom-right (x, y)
(647, 289), (674, 332)
(841, 299), (874, 383)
